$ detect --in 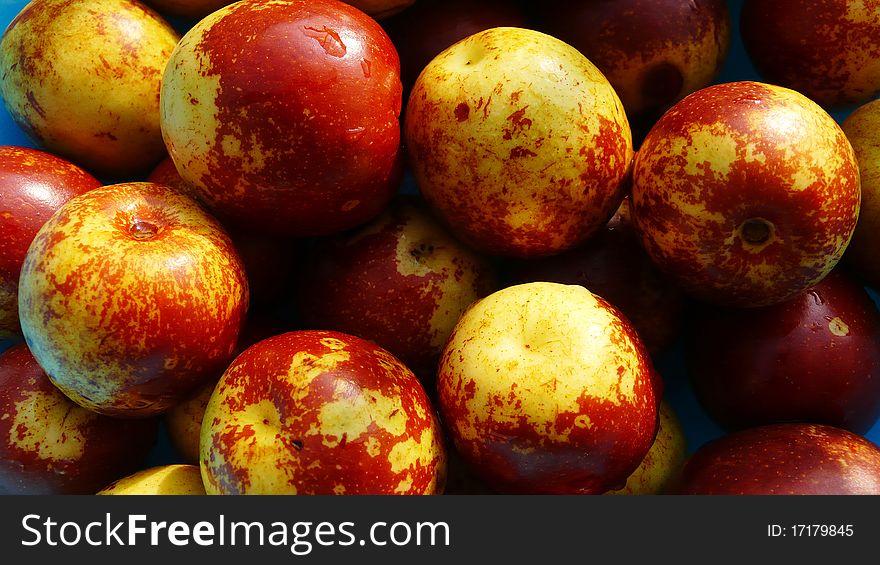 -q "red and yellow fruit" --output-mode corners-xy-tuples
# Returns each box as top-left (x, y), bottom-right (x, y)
(437, 282), (660, 494)
(18, 182), (248, 418)
(165, 380), (217, 464)
(297, 196), (497, 380)
(687, 269), (880, 435)
(632, 81), (860, 307)
(405, 26), (633, 257)
(503, 196), (685, 354)
(98, 464), (206, 495)
(741, 0), (880, 108)
(0, 0), (180, 178)
(382, 0), (527, 100)
(842, 99), (880, 288)
(0, 146), (100, 340)
(160, 0), (403, 237)
(0, 343), (158, 494)
(675, 423), (880, 495)
(606, 400), (687, 495)
(200, 330), (446, 495)
(534, 0), (731, 129)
